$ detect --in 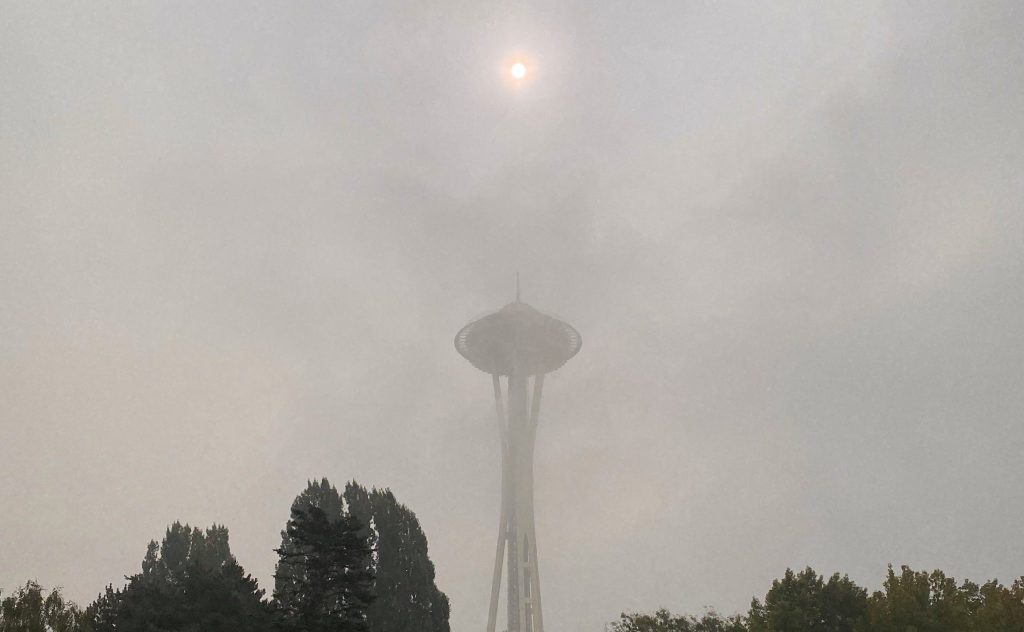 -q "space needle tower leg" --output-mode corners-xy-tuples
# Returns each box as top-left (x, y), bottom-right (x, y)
(527, 374), (545, 632)
(507, 366), (527, 632)
(503, 363), (547, 632)
(487, 375), (509, 632)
